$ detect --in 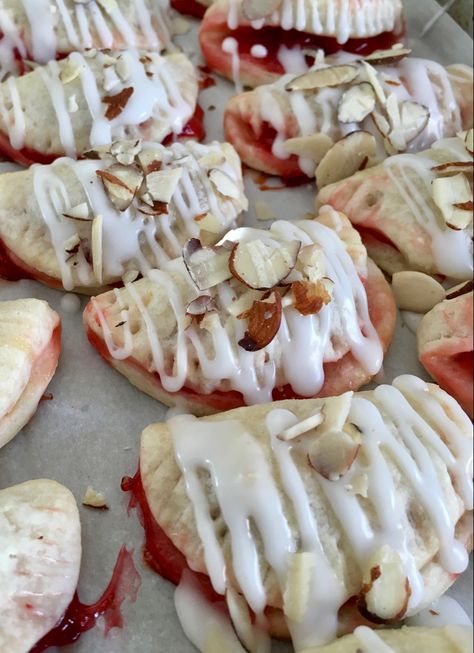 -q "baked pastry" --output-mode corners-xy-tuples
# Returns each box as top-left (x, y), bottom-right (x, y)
(0, 0), (173, 78)
(0, 50), (199, 166)
(224, 52), (473, 179)
(139, 374), (473, 648)
(0, 139), (247, 292)
(171, 0), (212, 19)
(84, 209), (396, 414)
(0, 298), (60, 450)
(317, 132), (474, 279)
(417, 289), (473, 419)
(200, 0), (405, 87)
(0, 479), (81, 653)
